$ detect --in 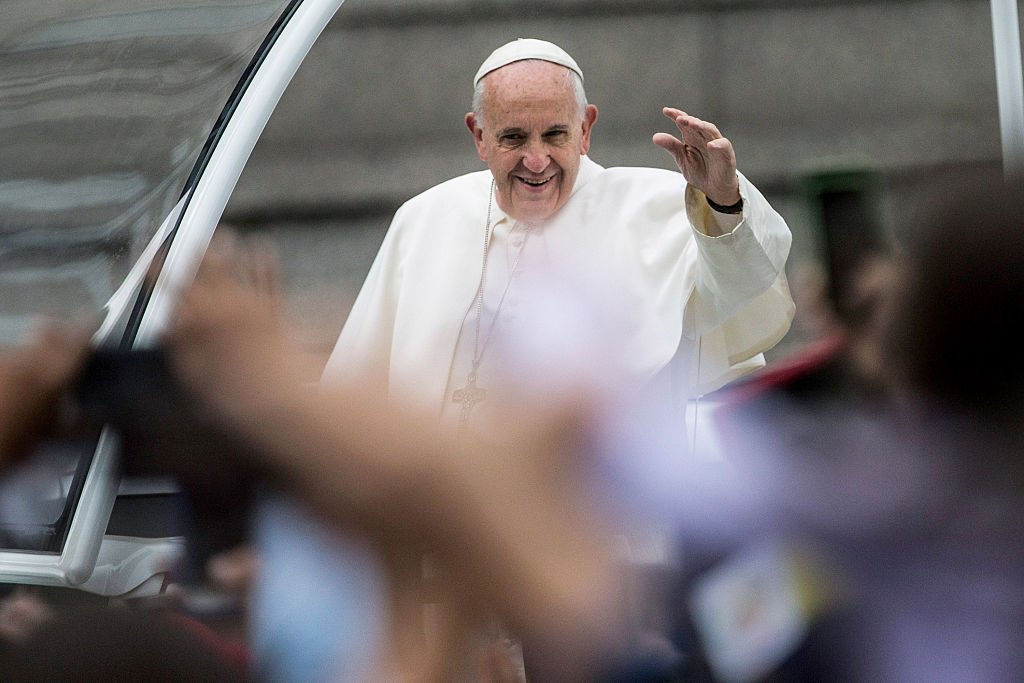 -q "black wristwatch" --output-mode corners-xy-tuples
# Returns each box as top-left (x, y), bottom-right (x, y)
(706, 195), (744, 214)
